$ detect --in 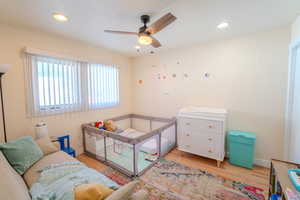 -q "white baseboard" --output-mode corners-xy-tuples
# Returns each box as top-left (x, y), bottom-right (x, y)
(254, 159), (270, 168)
